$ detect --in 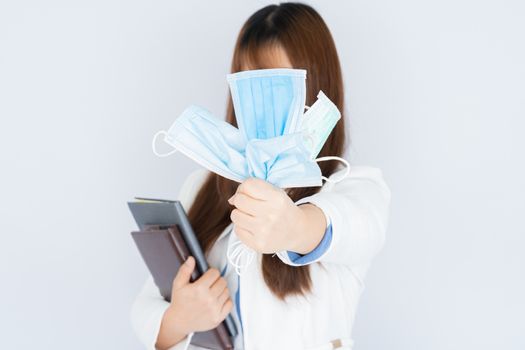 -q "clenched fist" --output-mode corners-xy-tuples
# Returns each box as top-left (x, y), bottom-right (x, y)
(228, 177), (327, 255)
